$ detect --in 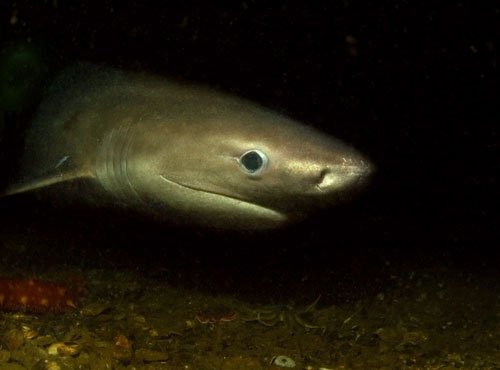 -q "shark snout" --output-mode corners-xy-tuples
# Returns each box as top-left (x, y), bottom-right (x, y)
(315, 155), (374, 193)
